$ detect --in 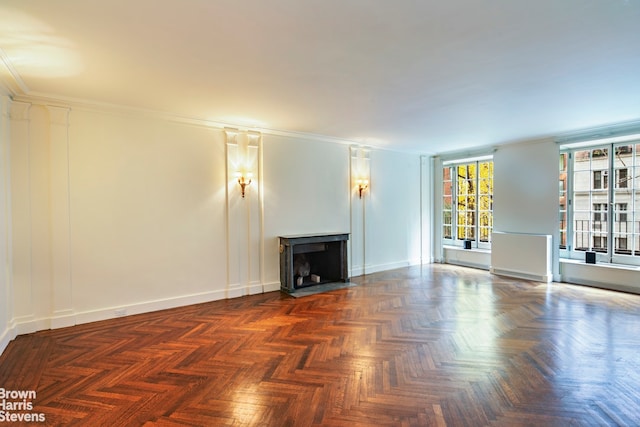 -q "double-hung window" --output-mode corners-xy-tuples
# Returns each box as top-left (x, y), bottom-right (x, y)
(560, 137), (640, 266)
(442, 157), (493, 249)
